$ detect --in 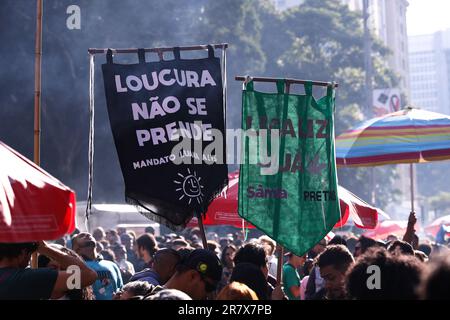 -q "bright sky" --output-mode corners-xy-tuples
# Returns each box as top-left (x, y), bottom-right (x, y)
(407, 0), (450, 36)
